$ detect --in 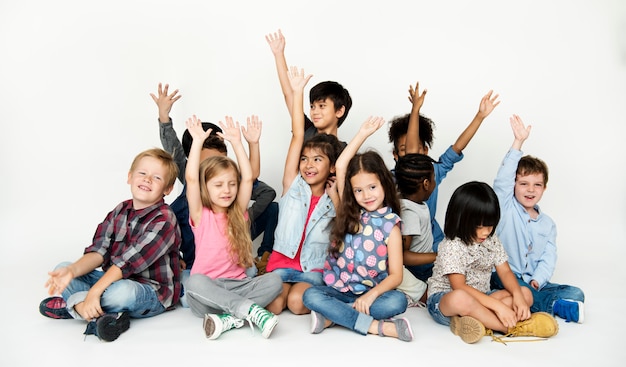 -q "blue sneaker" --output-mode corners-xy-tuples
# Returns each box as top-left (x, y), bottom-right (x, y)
(39, 297), (72, 319)
(553, 299), (584, 323)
